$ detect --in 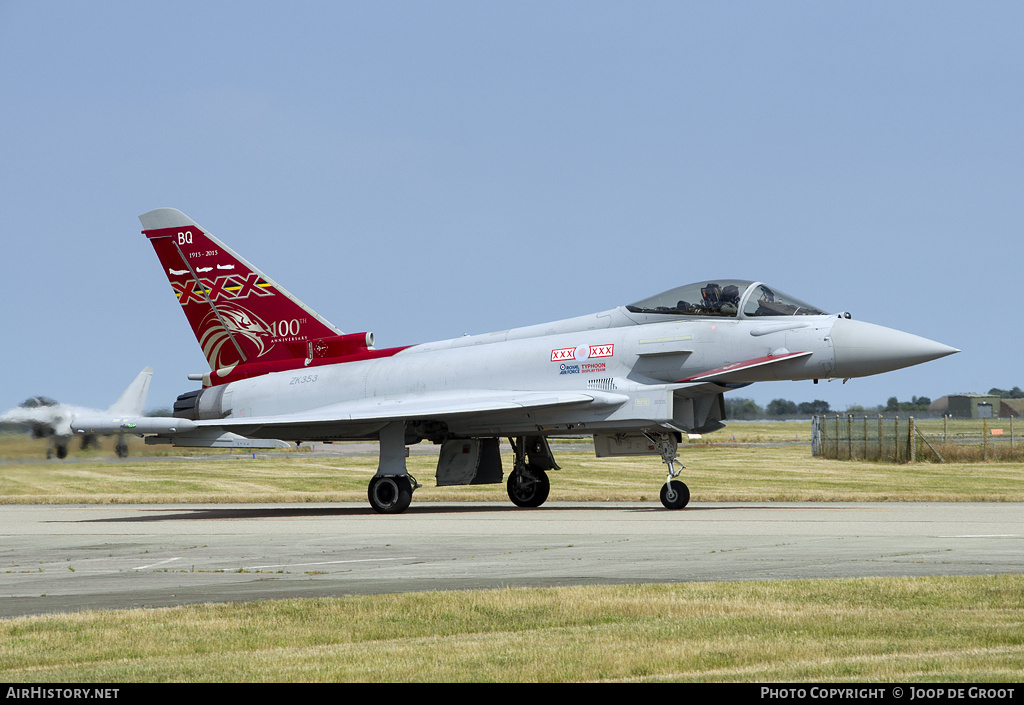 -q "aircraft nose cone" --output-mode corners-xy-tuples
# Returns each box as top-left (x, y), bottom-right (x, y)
(831, 318), (959, 379)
